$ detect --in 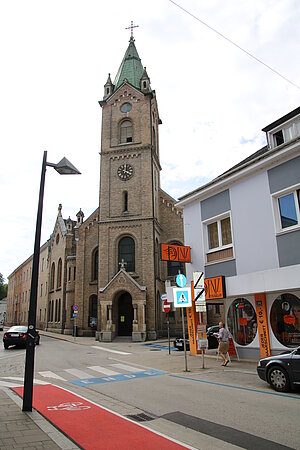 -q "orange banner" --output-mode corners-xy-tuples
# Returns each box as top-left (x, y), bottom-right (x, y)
(254, 293), (271, 358)
(160, 243), (191, 263)
(204, 276), (226, 300)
